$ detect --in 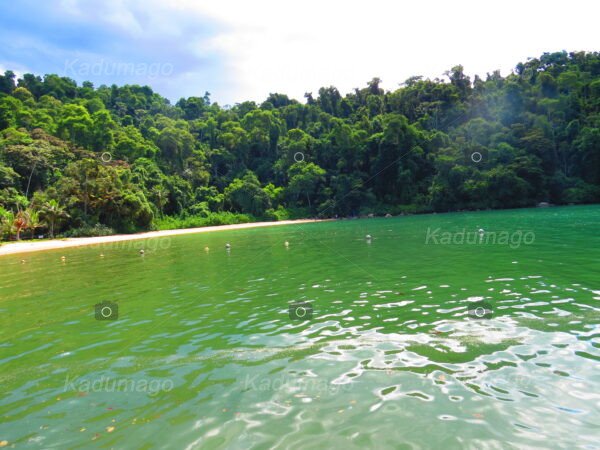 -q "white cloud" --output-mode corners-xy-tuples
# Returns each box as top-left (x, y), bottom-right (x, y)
(177, 0), (599, 104)
(3, 0), (599, 104)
